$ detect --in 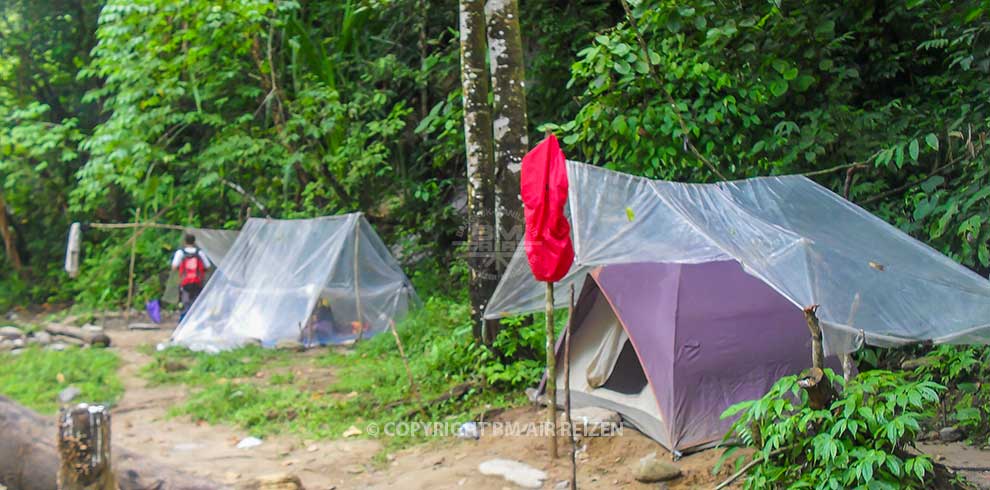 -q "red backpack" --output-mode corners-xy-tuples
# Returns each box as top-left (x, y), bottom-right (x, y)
(178, 248), (206, 286)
